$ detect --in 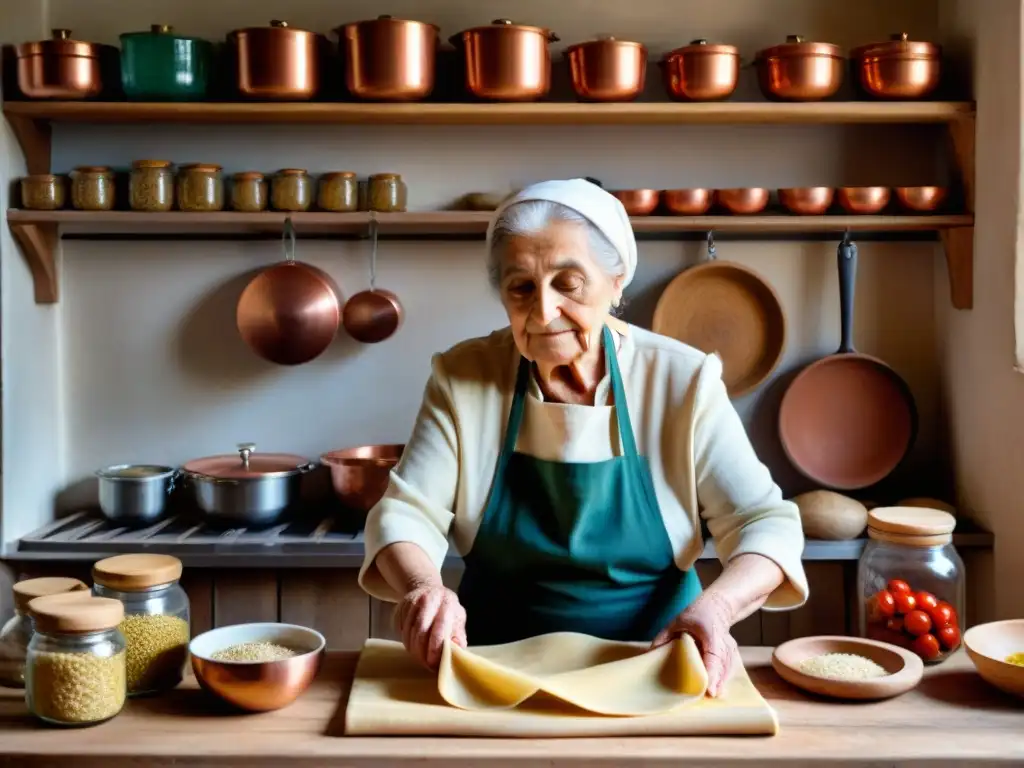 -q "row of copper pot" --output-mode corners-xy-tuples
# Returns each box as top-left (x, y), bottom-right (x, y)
(612, 186), (949, 216)
(14, 22), (941, 103)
